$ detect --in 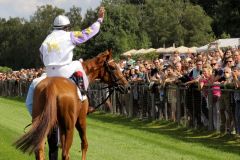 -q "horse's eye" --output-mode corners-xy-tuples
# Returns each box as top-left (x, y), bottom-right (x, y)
(111, 67), (116, 71)
(109, 65), (116, 70)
